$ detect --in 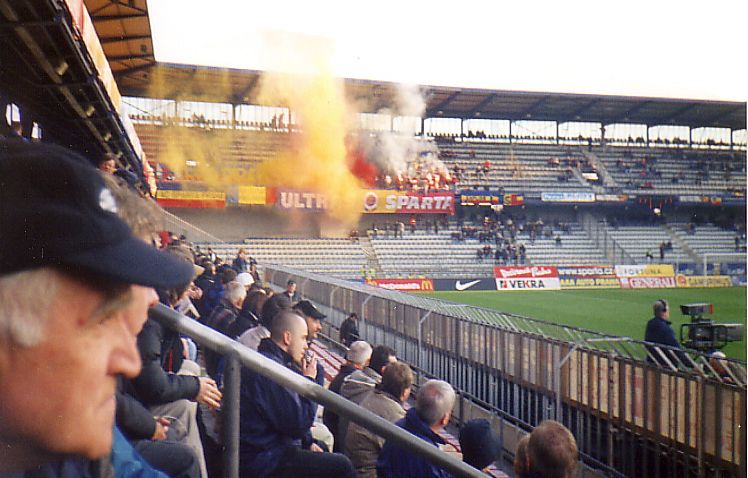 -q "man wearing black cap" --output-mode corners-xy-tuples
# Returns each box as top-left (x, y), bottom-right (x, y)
(459, 419), (501, 472)
(283, 279), (301, 302)
(0, 140), (195, 475)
